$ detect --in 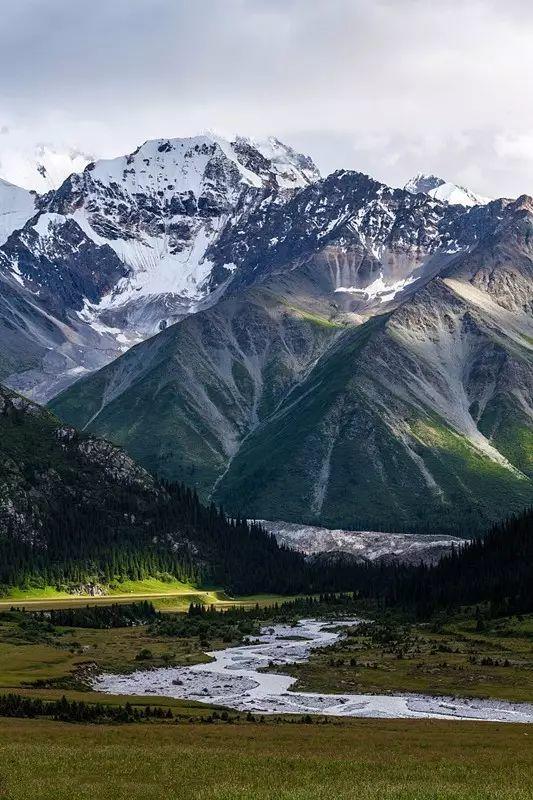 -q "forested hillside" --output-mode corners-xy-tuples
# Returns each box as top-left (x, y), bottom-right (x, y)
(1, 381), (532, 615)
(387, 508), (533, 617)
(0, 383), (308, 594)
